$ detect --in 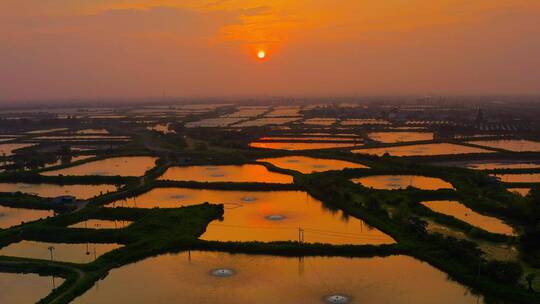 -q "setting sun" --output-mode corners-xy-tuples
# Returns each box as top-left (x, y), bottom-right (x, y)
(257, 50), (266, 59)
